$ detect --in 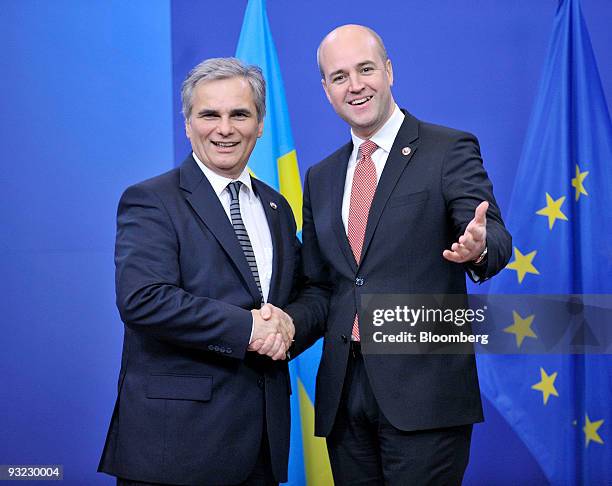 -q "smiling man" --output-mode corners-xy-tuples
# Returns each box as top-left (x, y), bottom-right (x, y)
(186, 76), (264, 179)
(99, 58), (299, 486)
(286, 25), (512, 484)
